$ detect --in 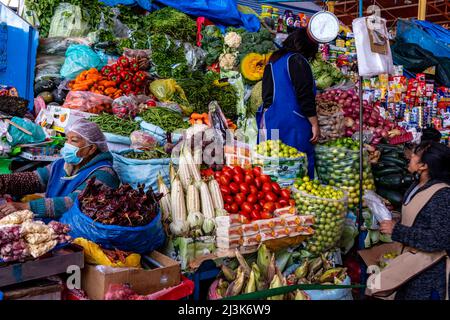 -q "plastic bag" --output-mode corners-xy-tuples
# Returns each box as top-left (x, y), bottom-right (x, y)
(48, 3), (90, 38)
(339, 211), (358, 254)
(38, 37), (92, 56)
(35, 56), (65, 83)
(60, 200), (165, 254)
(73, 237), (141, 268)
(123, 48), (151, 70)
(304, 276), (353, 300)
(363, 190), (392, 222)
(292, 186), (347, 253)
(112, 96), (139, 119)
(149, 79), (186, 103)
(353, 17), (394, 77)
(130, 131), (158, 150)
(221, 70), (245, 122)
(111, 150), (170, 192)
(7, 117), (46, 147)
(52, 80), (71, 105)
(63, 91), (112, 114)
(60, 45), (107, 80)
(178, 41), (207, 72)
